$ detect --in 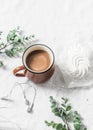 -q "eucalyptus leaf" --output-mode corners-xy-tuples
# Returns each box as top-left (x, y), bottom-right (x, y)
(74, 122), (81, 130)
(66, 106), (71, 111)
(0, 60), (3, 67)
